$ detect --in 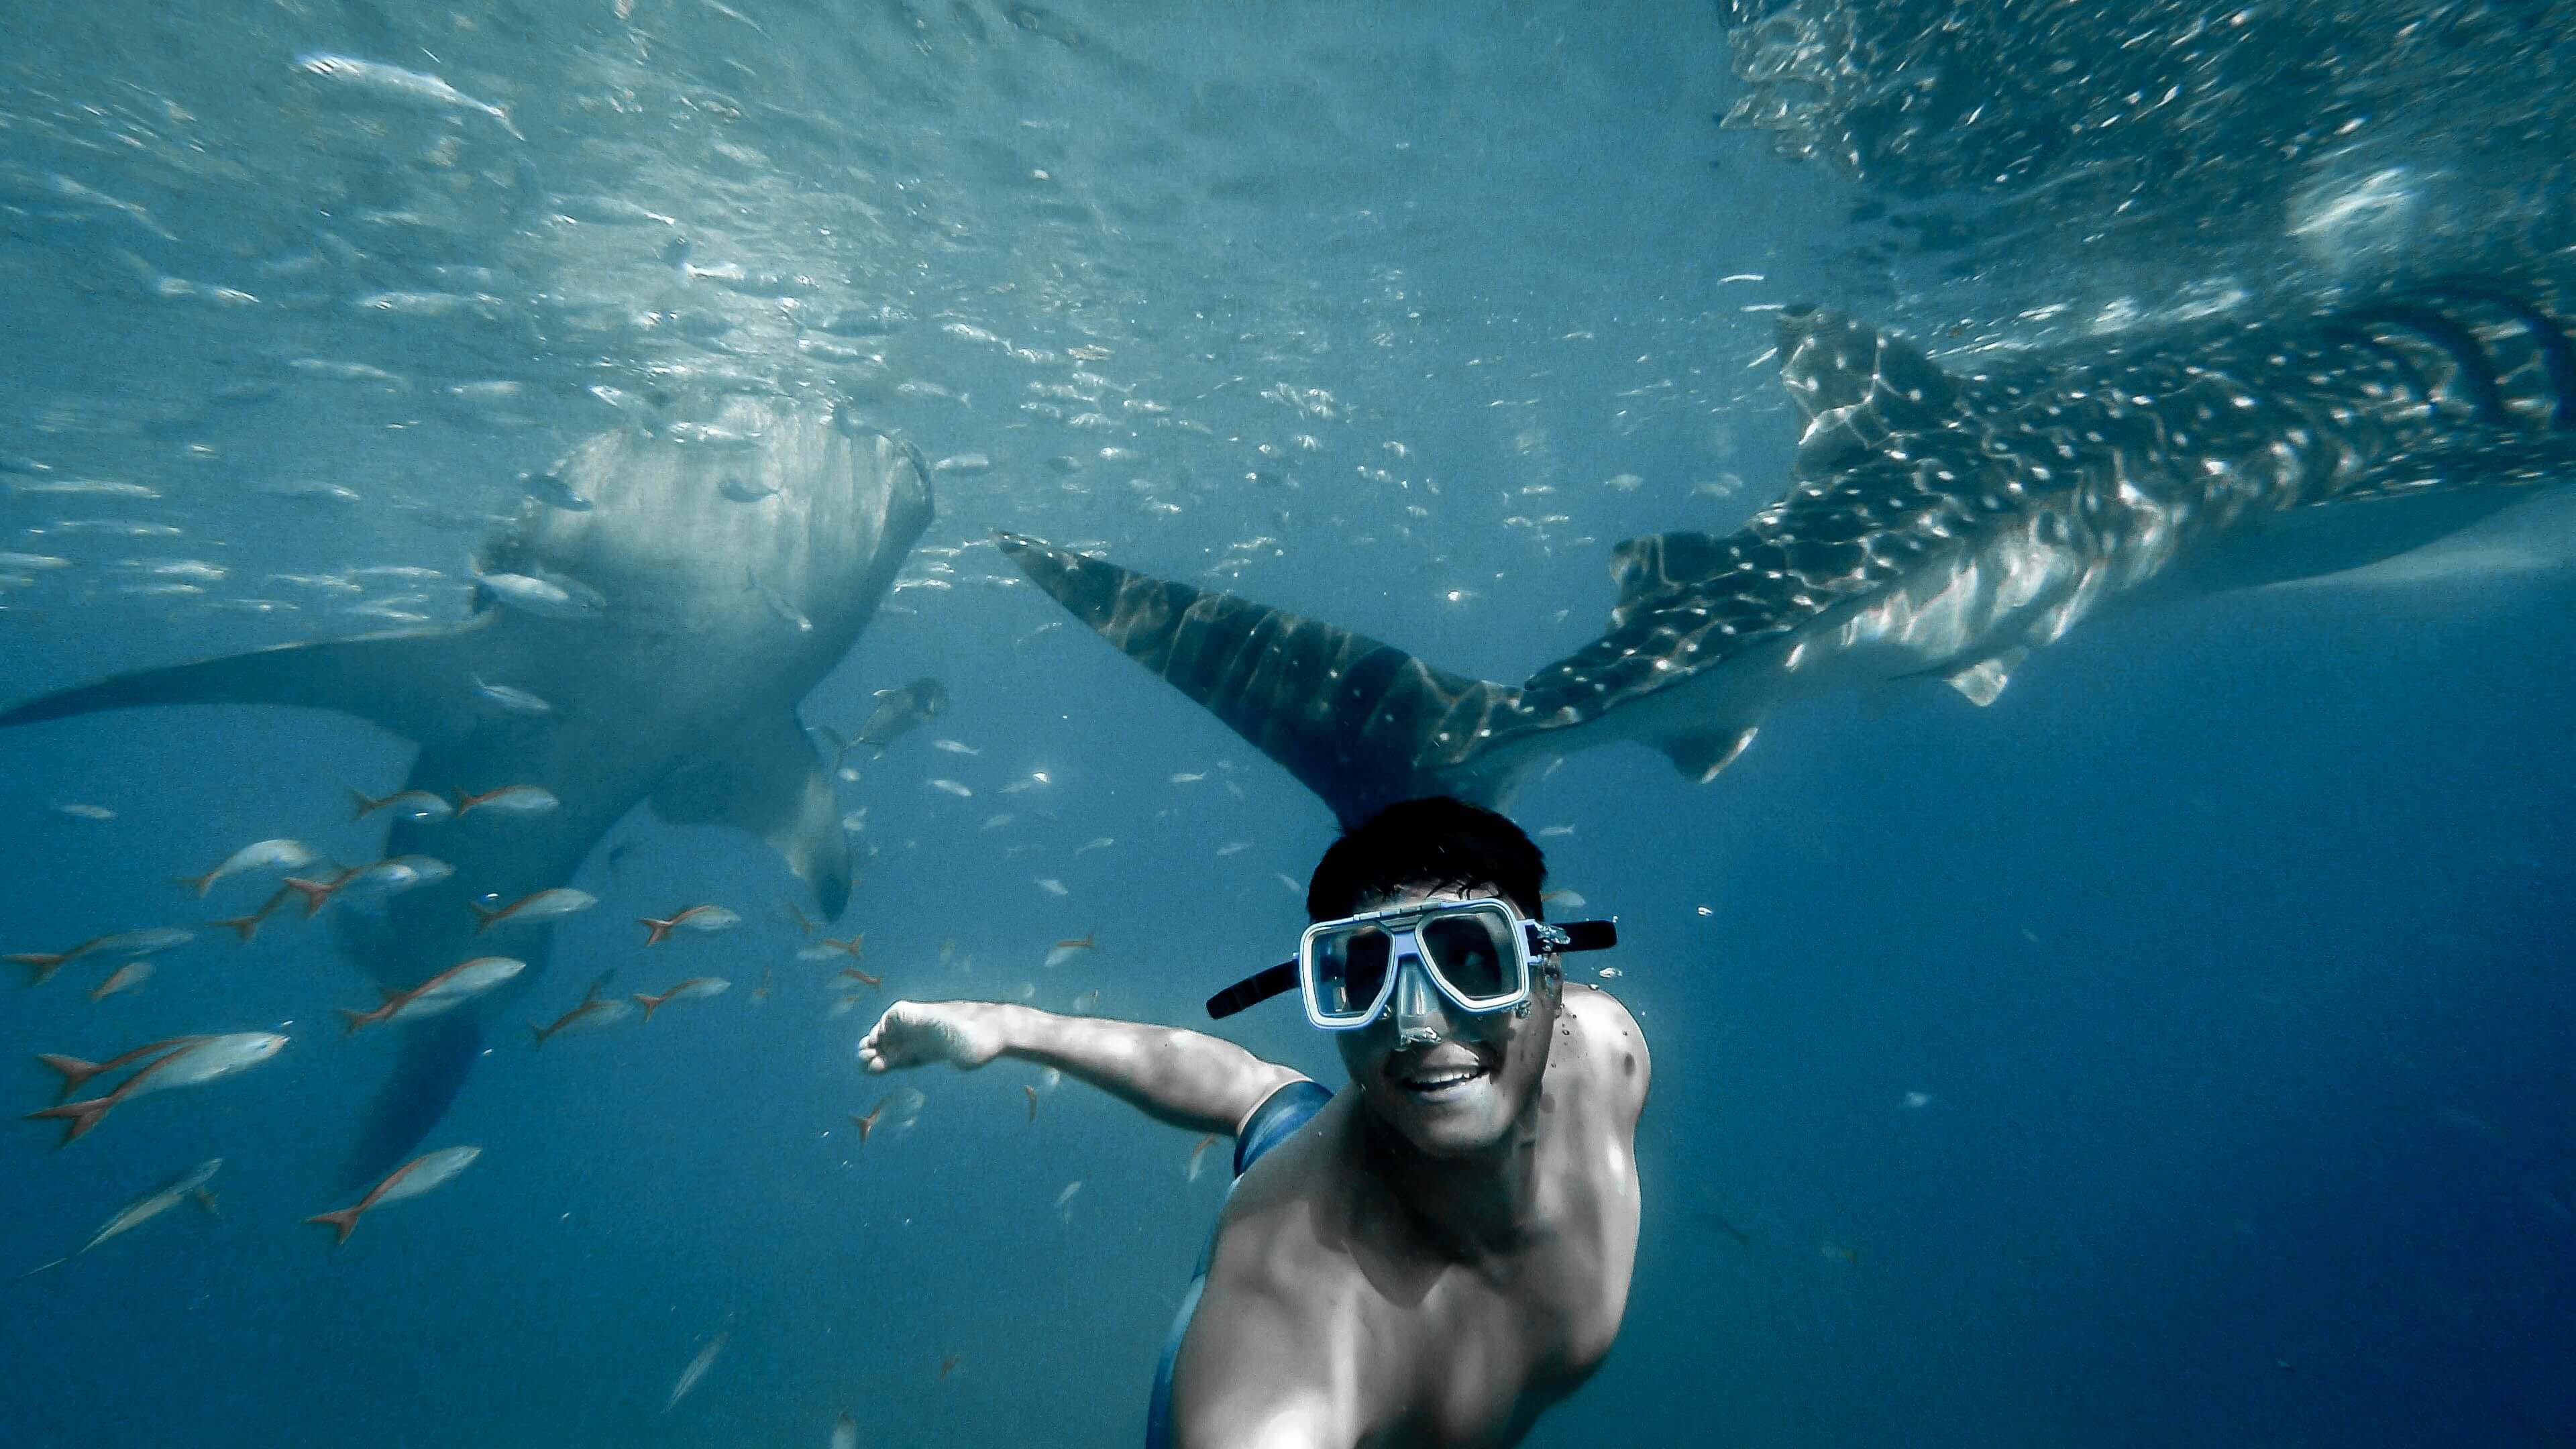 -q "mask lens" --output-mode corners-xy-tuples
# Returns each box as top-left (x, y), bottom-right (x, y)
(1318, 926), (1392, 1018)
(1421, 910), (1514, 999)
